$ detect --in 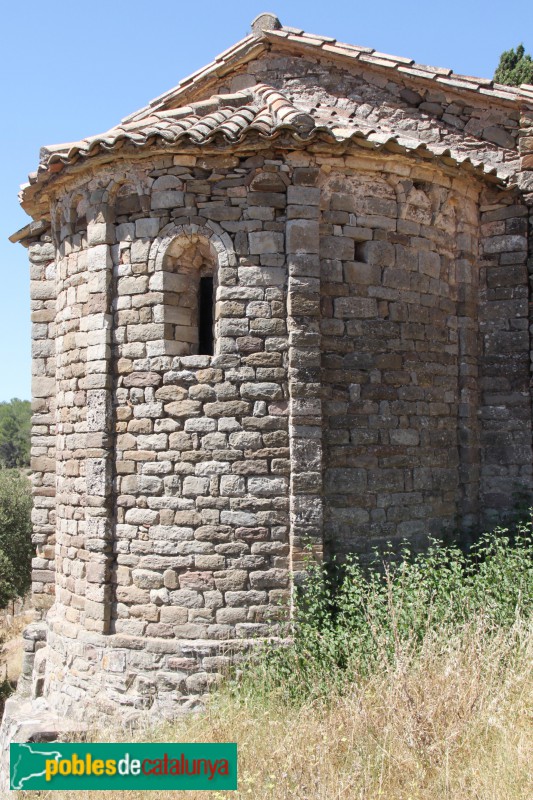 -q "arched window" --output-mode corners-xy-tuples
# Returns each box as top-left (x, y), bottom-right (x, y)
(161, 234), (218, 356)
